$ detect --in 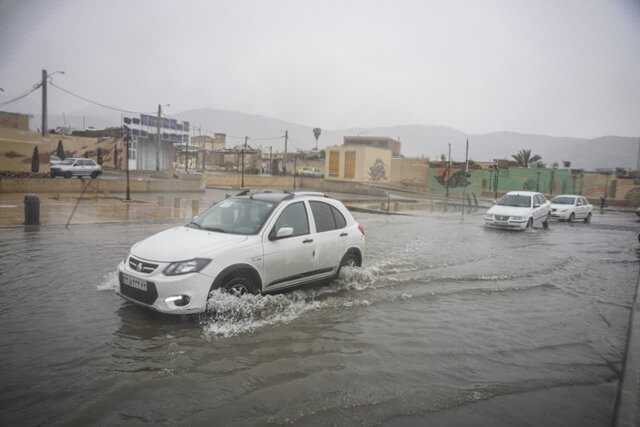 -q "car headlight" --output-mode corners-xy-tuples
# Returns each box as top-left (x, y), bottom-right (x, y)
(484, 214), (494, 219)
(164, 258), (211, 276)
(511, 216), (524, 220)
